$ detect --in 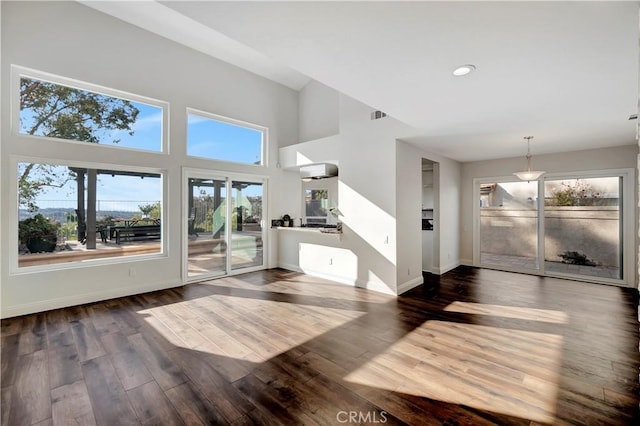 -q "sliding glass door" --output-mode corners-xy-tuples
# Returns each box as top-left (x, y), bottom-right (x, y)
(230, 181), (264, 271)
(476, 170), (630, 285)
(186, 177), (227, 278)
(479, 180), (540, 272)
(543, 177), (621, 280)
(185, 171), (265, 281)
